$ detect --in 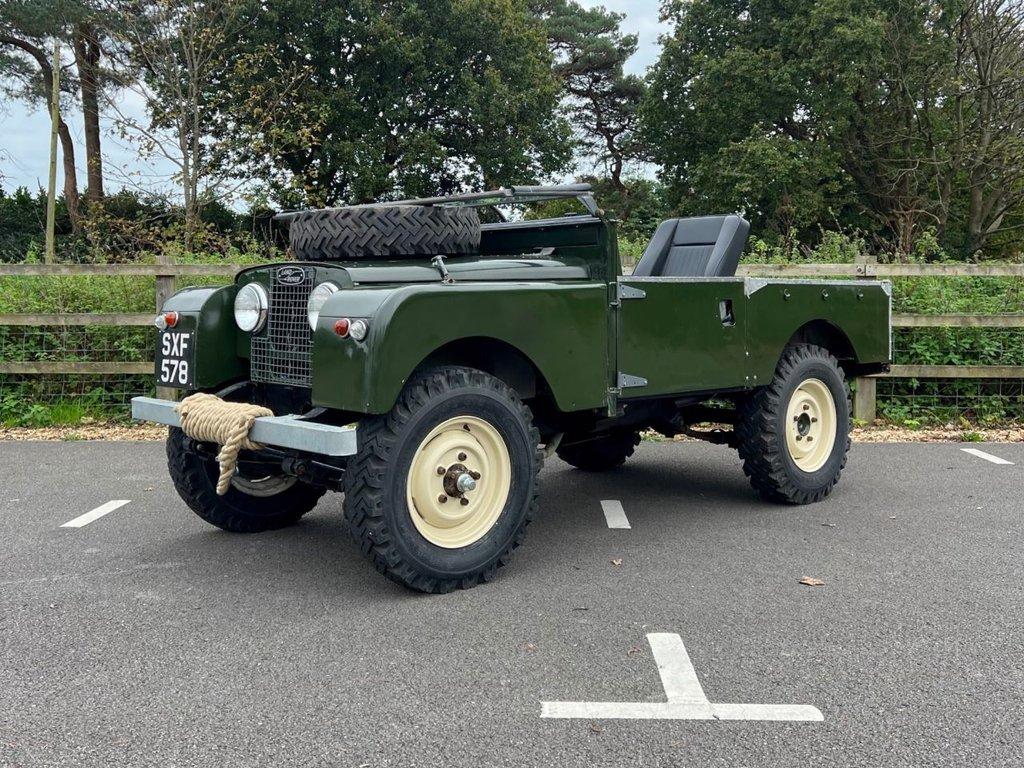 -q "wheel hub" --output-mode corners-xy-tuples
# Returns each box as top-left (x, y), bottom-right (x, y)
(785, 378), (838, 473)
(406, 417), (511, 549)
